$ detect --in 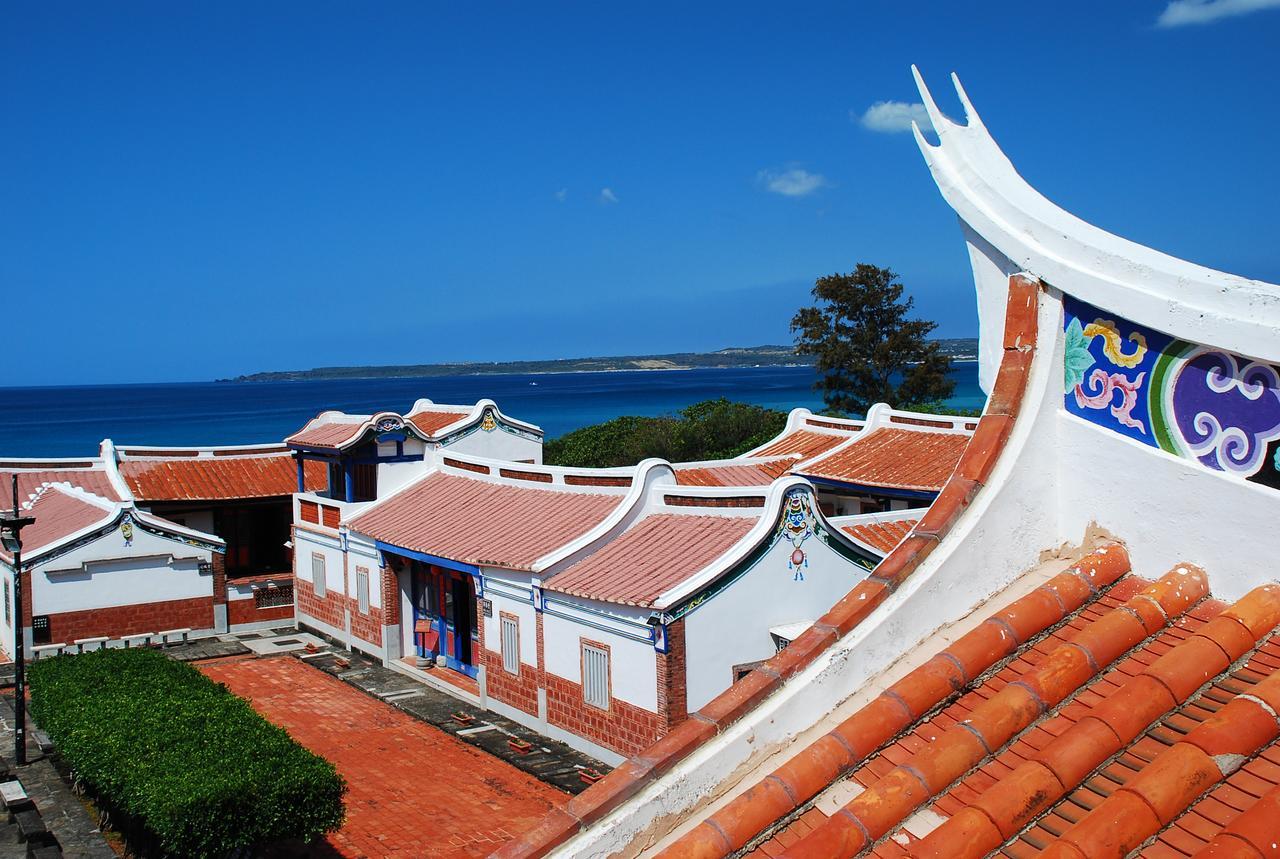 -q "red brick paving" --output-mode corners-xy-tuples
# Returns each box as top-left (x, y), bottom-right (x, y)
(199, 656), (568, 858)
